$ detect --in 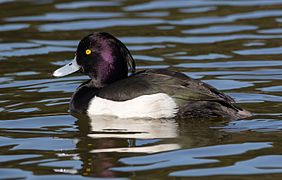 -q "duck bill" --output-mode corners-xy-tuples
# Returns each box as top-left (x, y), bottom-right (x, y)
(53, 56), (80, 77)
